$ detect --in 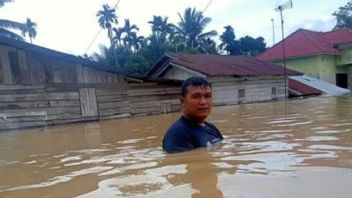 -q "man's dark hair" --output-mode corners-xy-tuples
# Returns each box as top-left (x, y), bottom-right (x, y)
(181, 76), (212, 97)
